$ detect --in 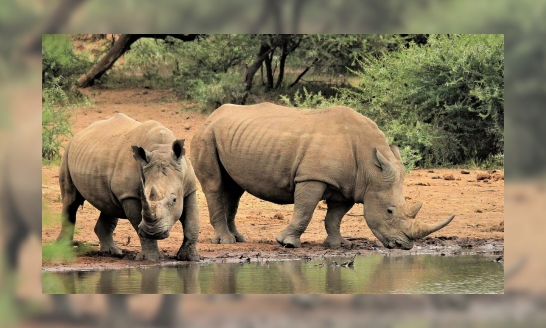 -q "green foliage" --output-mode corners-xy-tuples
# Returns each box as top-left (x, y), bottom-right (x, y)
(347, 34), (504, 166)
(188, 73), (246, 112)
(42, 34), (92, 93)
(42, 78), (73, 162)
(281, 35), (503, 169)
